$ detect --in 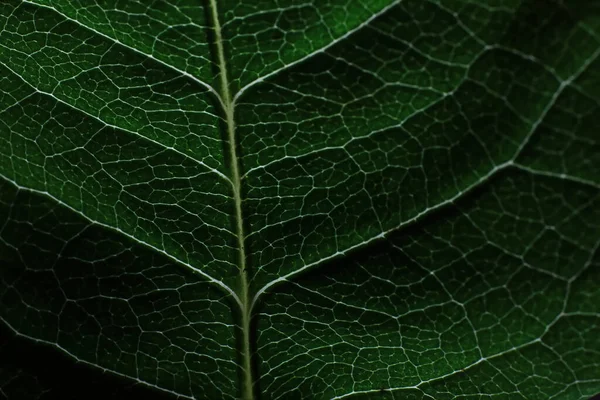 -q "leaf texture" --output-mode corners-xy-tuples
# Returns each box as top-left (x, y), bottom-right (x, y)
(0, 0), (599, 399)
